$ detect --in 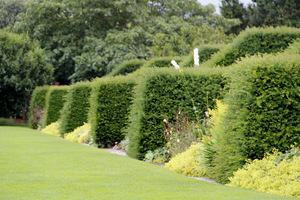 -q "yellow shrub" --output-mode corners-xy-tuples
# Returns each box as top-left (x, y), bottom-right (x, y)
(42, 121), (61, 136)
(165, 143), (207, 177)
(228, 149), (300, 198)
(208, 99), (228, 135)
(64, 123), (92, 144)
